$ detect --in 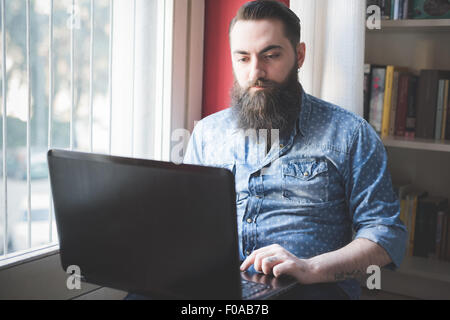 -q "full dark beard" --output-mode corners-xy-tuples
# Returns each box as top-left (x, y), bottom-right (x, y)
(231, 66), (302, 133)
